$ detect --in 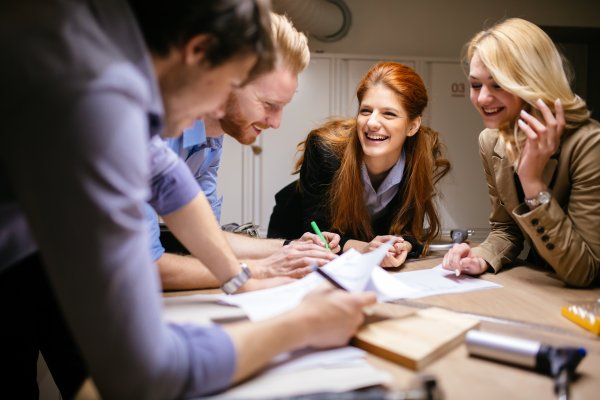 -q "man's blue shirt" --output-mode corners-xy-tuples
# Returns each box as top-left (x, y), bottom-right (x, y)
(148, 120), (224, 261)
(166, 120), (224, 221)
